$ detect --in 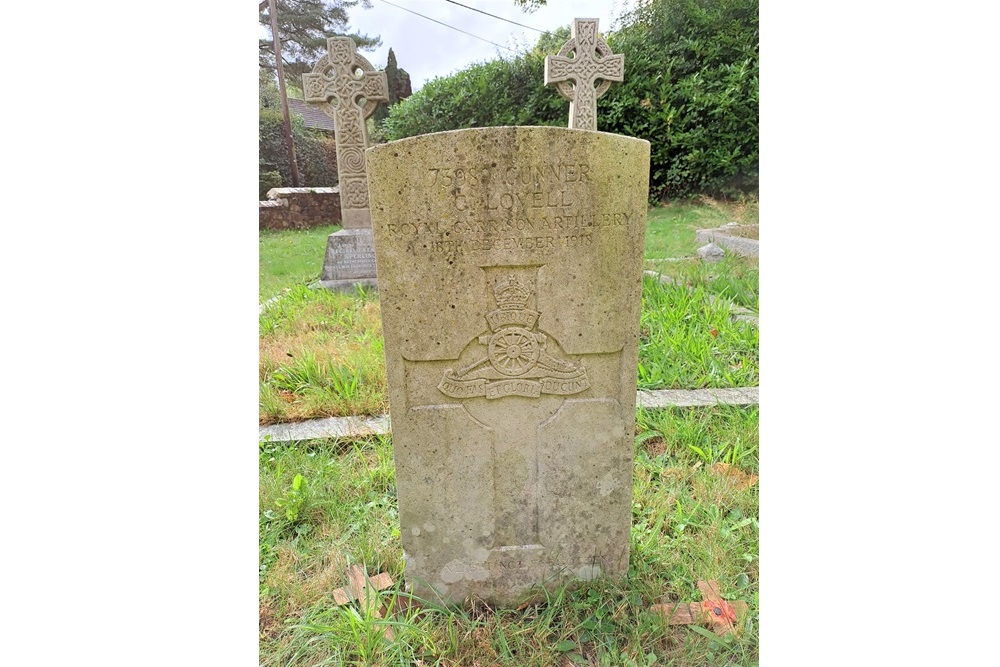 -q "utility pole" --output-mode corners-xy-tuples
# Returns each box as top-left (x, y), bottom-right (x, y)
(268, 0), (300, 187)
